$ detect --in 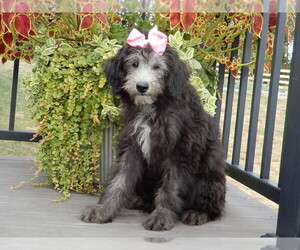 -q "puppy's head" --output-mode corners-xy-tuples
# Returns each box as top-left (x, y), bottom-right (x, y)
(104, 33), (189, 105)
